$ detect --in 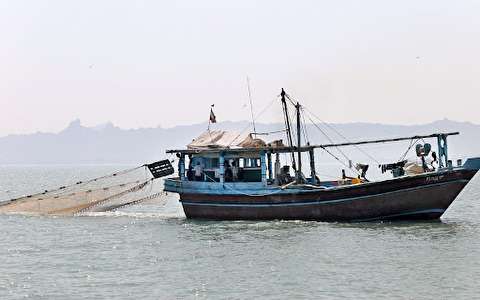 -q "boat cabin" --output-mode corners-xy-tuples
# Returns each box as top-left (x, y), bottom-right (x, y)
(167, 130), (319, 187)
